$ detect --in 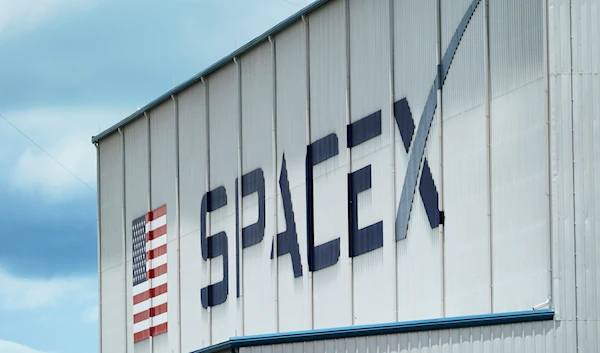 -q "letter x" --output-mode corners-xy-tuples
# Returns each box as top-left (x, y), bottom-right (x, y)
(394, 96), (442, 240)
(394, 0), (481, 241)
